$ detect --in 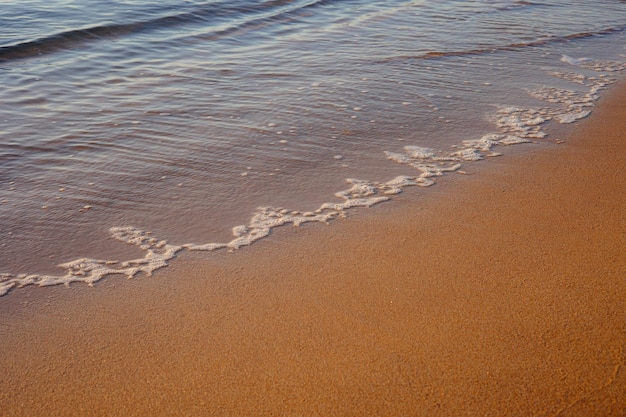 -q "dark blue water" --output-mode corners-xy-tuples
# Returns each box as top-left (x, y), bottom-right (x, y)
(1, 0), (626, 295)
